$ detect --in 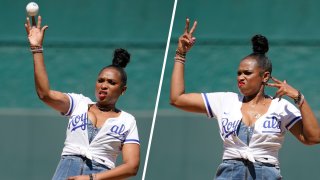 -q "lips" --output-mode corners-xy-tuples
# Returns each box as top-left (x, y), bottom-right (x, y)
(98, 91), (107, 100)
(238, 81), (245, 87)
